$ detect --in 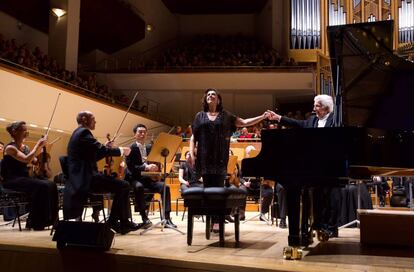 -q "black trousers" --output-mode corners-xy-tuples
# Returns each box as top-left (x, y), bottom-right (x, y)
(3, 177), (58, 229)
(313, 186), (341, 232)
(131, 176), (172, 216)
(202, 174), (226, 224)
(89, 174), (130, 223)
(274, 182), (287, 219)
(238, 184), (273, 217)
